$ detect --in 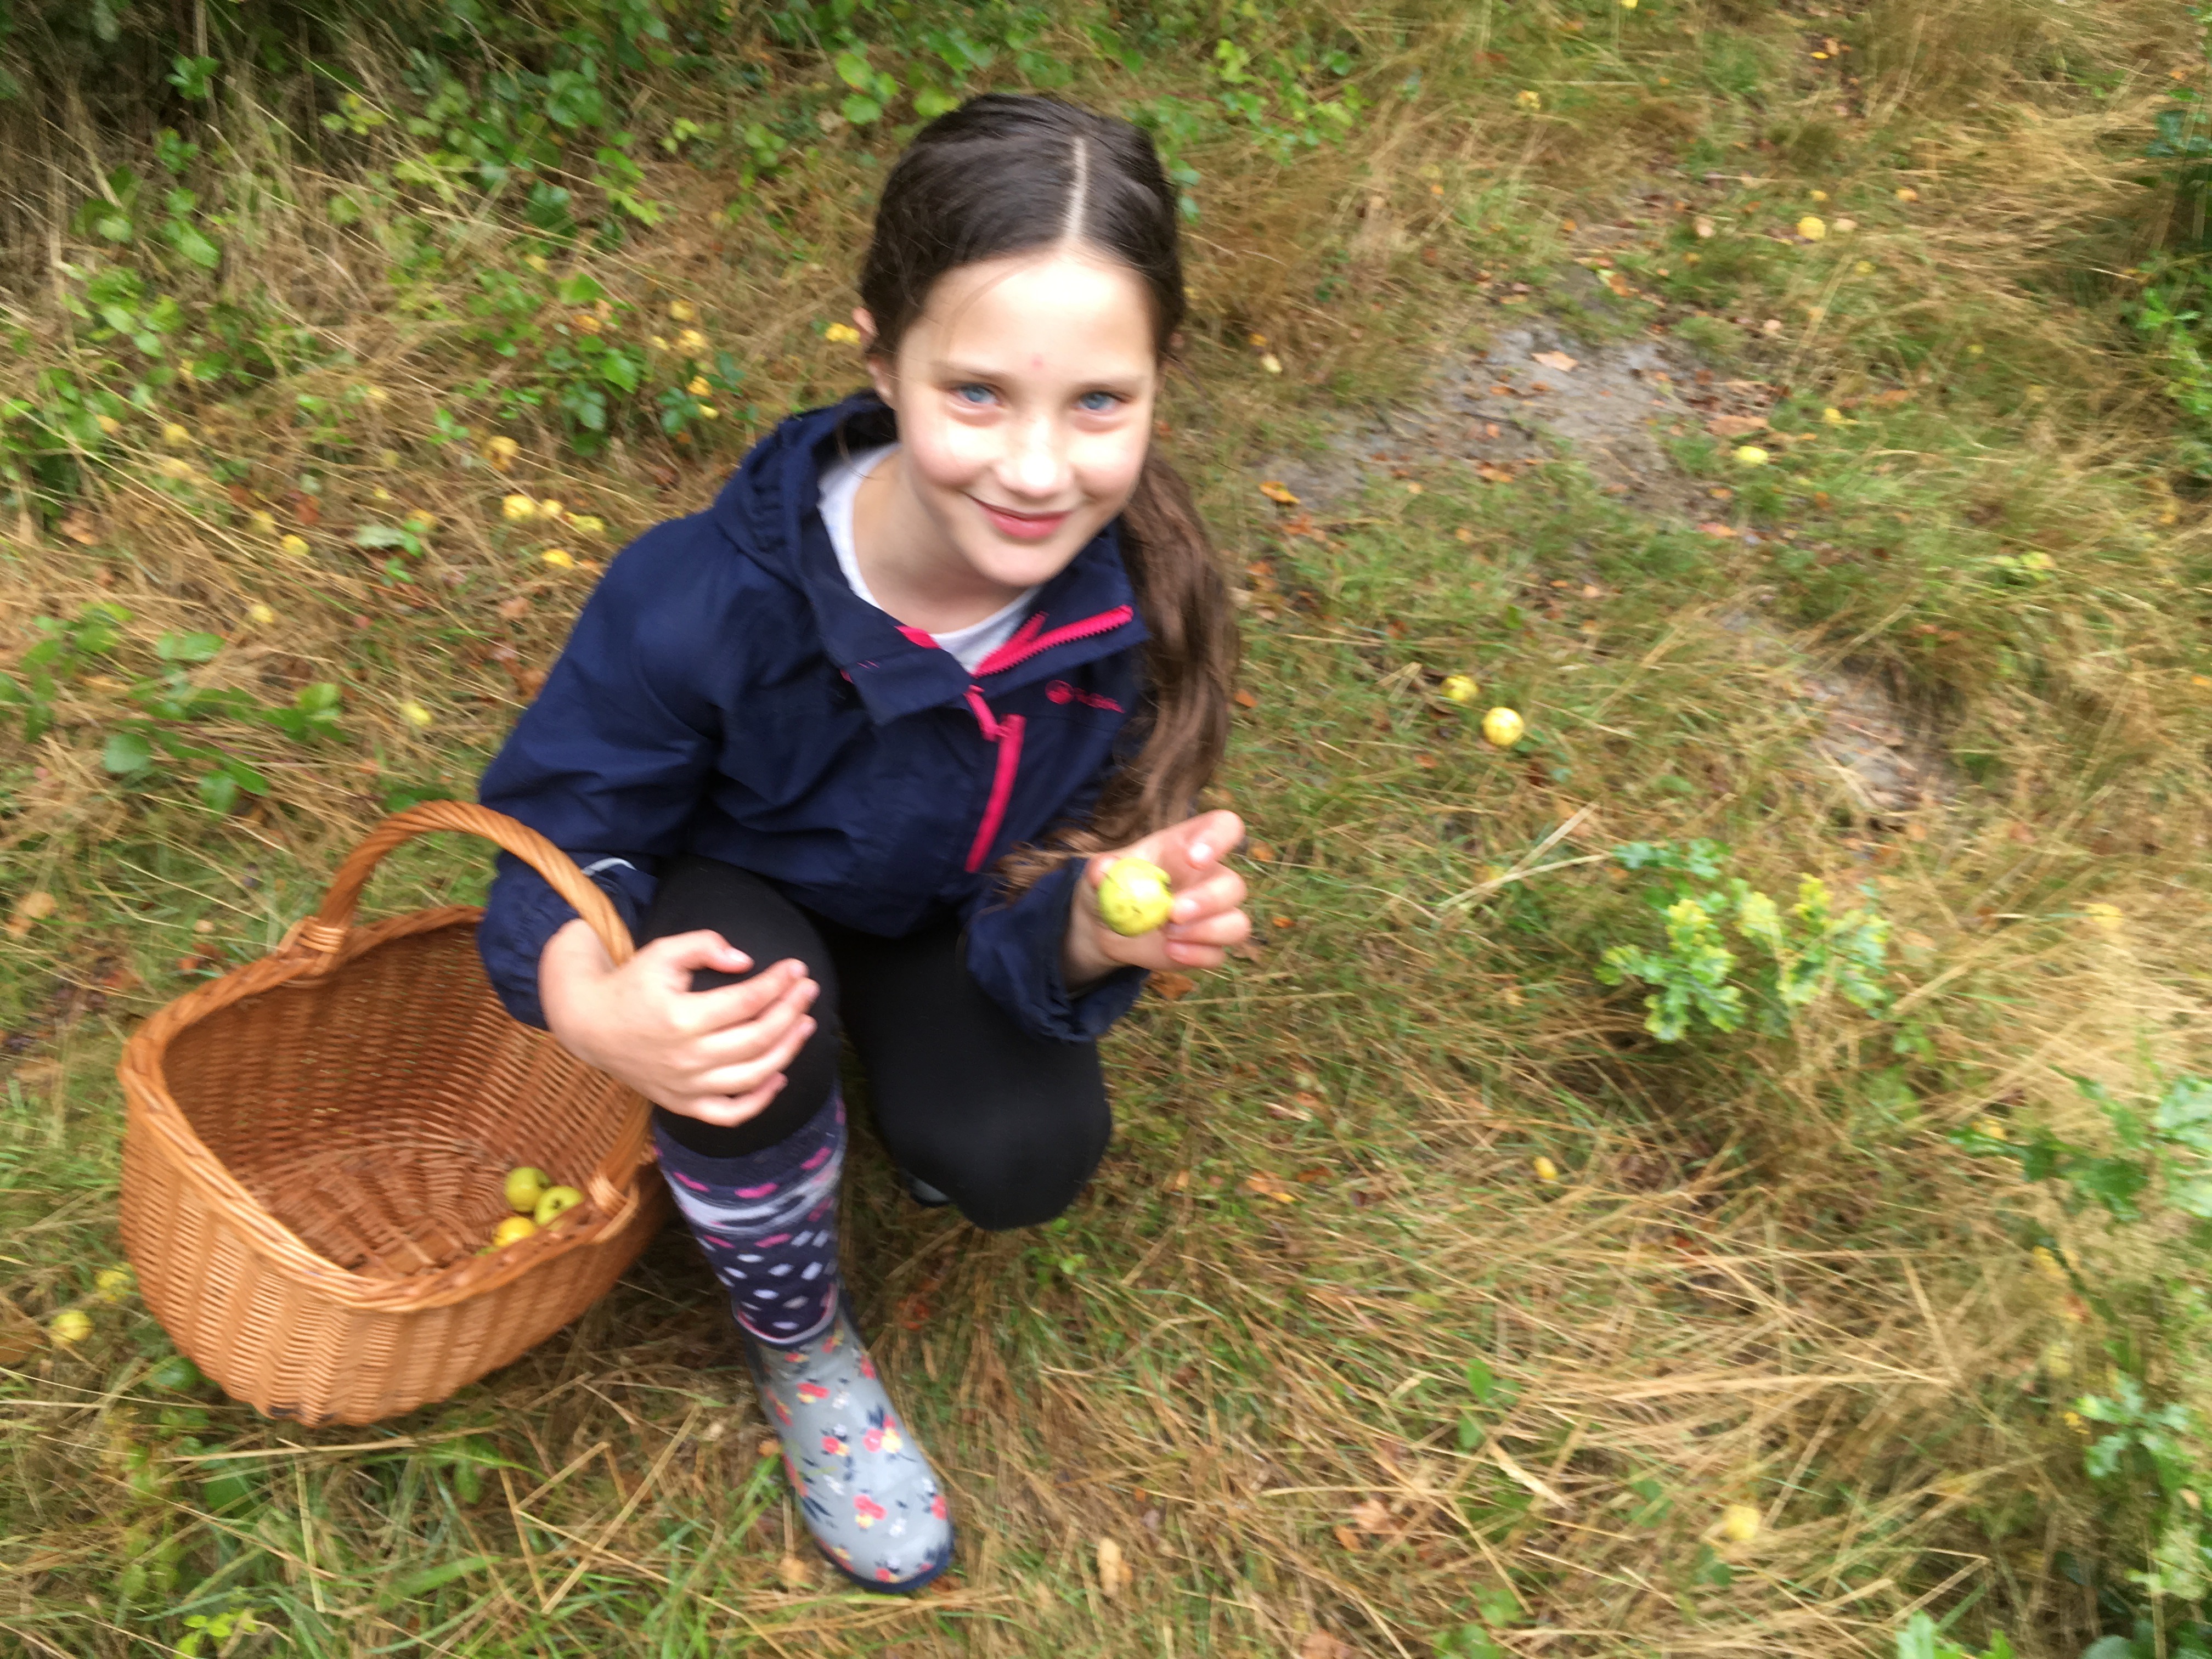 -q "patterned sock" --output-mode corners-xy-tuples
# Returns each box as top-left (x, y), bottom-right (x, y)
(652, 1091), (845, 1346)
